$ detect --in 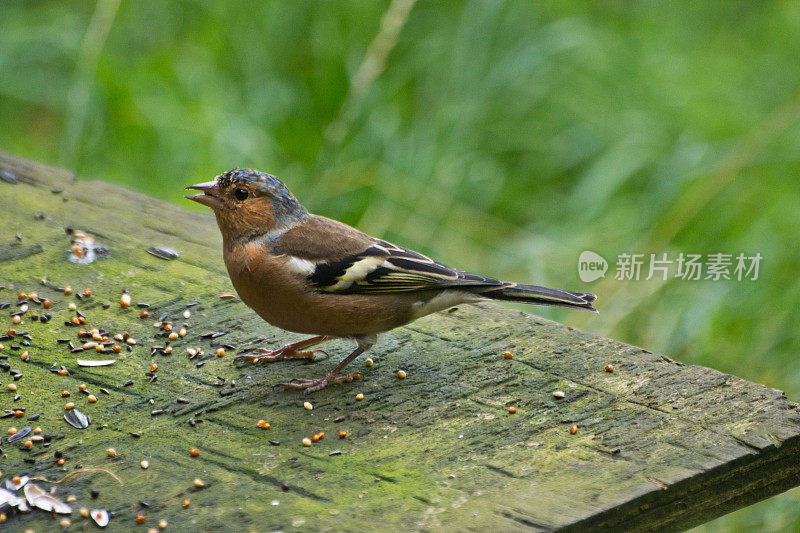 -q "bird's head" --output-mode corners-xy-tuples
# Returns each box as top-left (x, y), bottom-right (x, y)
(185, 169), (307, 243)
